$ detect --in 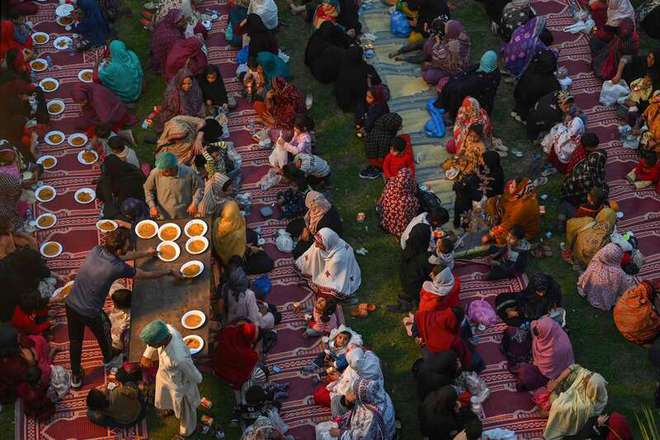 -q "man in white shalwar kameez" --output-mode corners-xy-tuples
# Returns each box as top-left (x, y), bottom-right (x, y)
(140, 320), (203, 438)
